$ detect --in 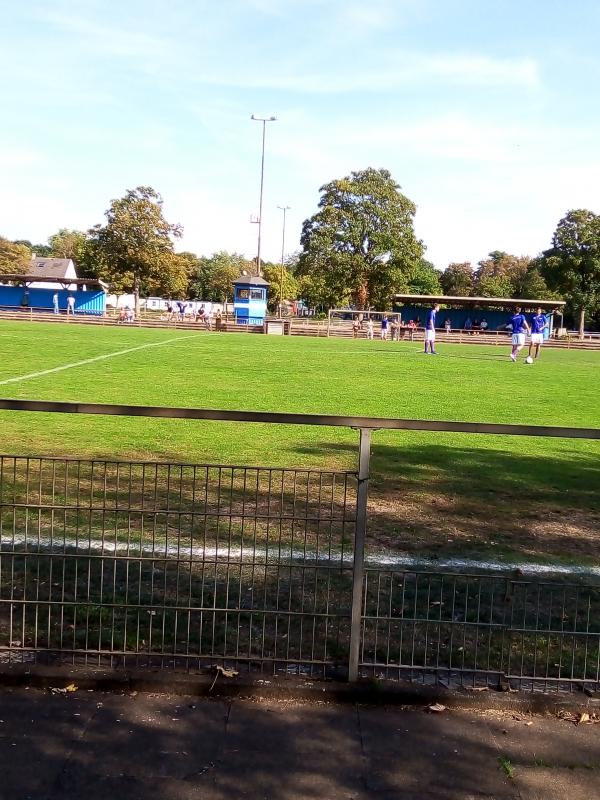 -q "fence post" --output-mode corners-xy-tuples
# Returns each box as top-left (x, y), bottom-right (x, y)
(348, 426), (372, 682)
